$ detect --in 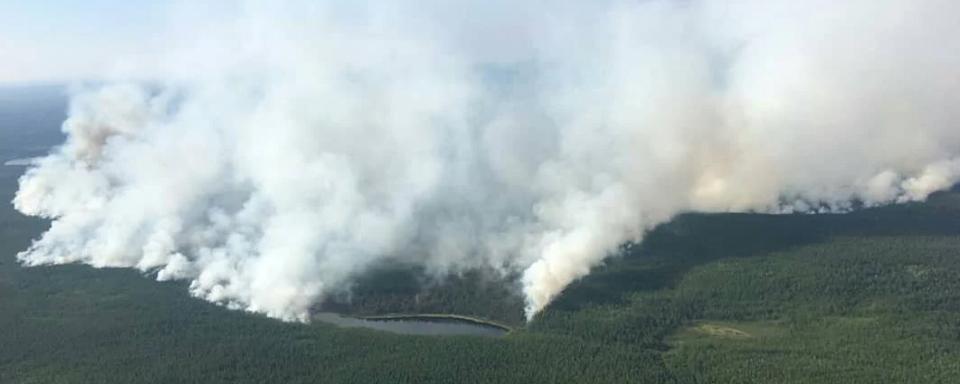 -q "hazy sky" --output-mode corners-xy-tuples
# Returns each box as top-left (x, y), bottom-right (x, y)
(0, 0), (608, 85)
(0, 1), (196, 85)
